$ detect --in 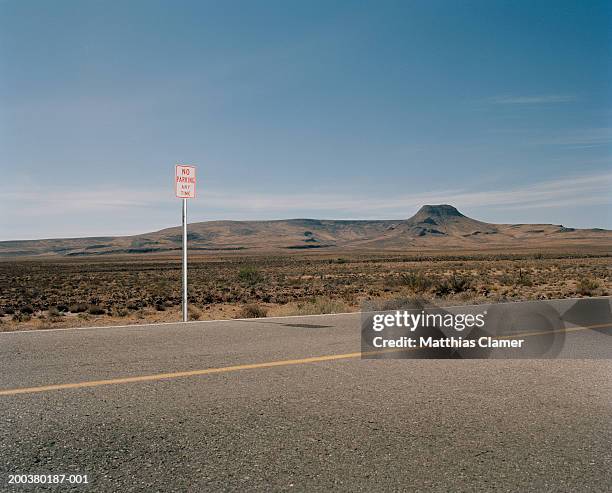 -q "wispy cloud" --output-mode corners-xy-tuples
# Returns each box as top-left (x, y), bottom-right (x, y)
(0, 188), (173, 217)
(536, 127), (612, 149)
(204, 173), (612, 216)
(1, 172), (610, 223)
(487, 94), (577, 105)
